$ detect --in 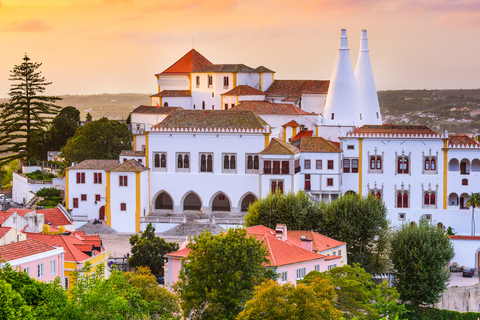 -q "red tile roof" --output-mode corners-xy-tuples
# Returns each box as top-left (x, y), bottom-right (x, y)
(291, 130), (313, 142)
(221, 85), (265, 96)
(111, 159), (148, 173)
(287, 230), (345, 252)
(6, 208), (72, 227)
(165, 247), (191, 259)
(254, 66), (275, 73)
(0, 227), (12, 239)
(448, 133), (480, 148)
(282, 120), (300, 127)
(0, 239), (59, 262)
(120, 150), (145, 157)
(449, 235), (480, 240)
(232, 101), (313, 115)
(265, 80), (329, 101)
(292, 137), (342, 153)
(350, 125), (438, 136)
(193, 64), (256, 73)
(67, 159), (120, 171)
(25, 233), (100, 262)
(260, 138), (300, 154)
(131, 105), (182, 115)
(155, 110), (267, 130)
(150, 90), (191, 98)
(157, 49), (212, 76)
